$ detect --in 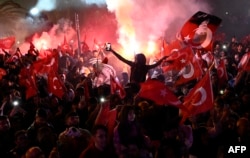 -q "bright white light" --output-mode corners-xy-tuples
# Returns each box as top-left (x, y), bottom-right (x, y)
(83, 0), (106, 5)
(30, 7), (40, 16)
(13, 100), (19, 106)
(100, 97), (105, 103)
(33, 0), (56, 13)
(222, 45), (227, 49)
